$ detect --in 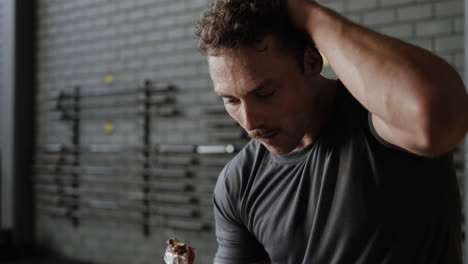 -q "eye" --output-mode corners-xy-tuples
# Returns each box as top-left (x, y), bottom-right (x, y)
(222, 97), (240, 105)
(255, 89), (276, 100)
